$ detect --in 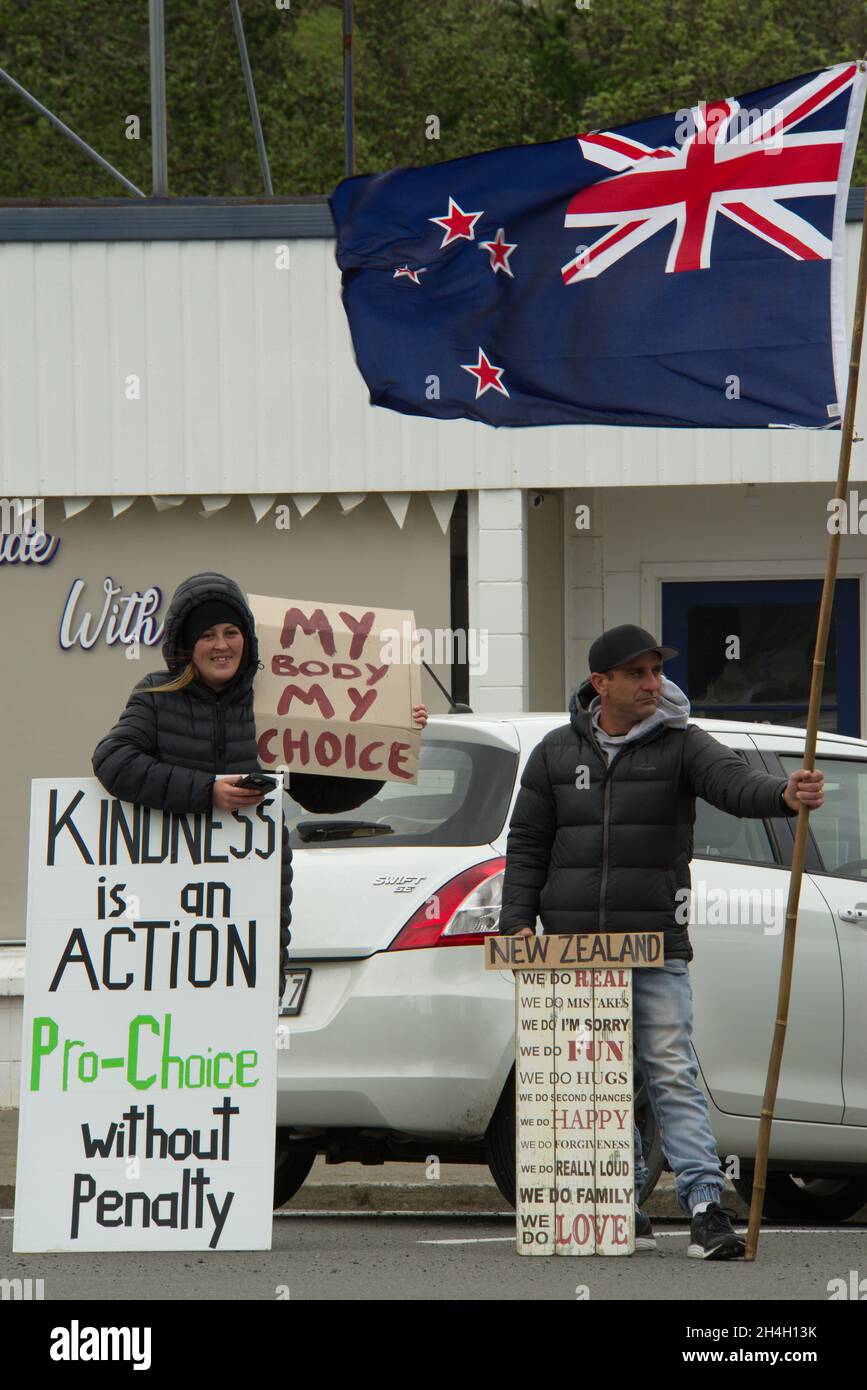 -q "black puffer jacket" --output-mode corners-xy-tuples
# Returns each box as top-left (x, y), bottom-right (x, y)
(92, 572), (384, 986)
(498, 676), (796, 960)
